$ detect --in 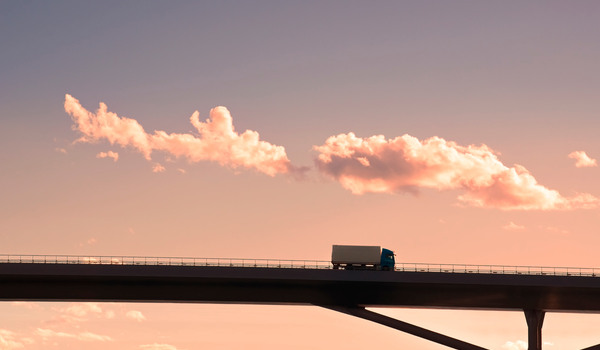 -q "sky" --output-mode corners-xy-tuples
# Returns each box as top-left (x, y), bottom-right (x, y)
(1, 1), (600, 349)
